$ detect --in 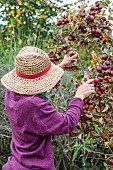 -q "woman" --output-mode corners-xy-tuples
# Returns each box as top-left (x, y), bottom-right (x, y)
(1, 46), (95, 170)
